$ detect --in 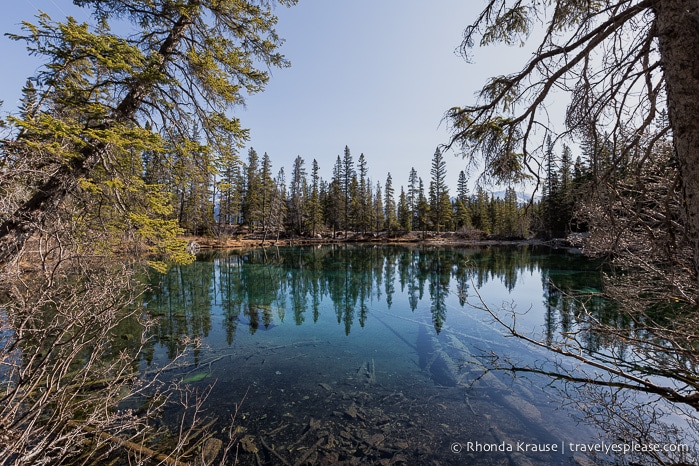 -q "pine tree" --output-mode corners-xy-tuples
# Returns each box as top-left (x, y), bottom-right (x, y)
(242, 148), (262, 230)
(307, 159), (323, 237)
(173, 128), (215, 236)
(288, 155), (307, 234)
(0, 0), (297, 266)
(259, 152), (276, 236)
(265, 167), (287, 243)
(384, 173), (398, 234)
(558, 144), (575, 233)
(398, 187), (412, 232)
(357, 153), (371, 235)
(407, 167), (419, 227)
(496, 187), (519, 238)
(373, 181), (384, 235)
(472, 187), (491, 234)
(348, 175), (360, 234)
(342, 146), (355, 231)
(416, 178), (430, 236)
(542, 136), (561, 237)
(327, 157), (344, 238)
(217, 148), (244, 229)
(429, 147), (451, 232)
(454, 170), (471, 230)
